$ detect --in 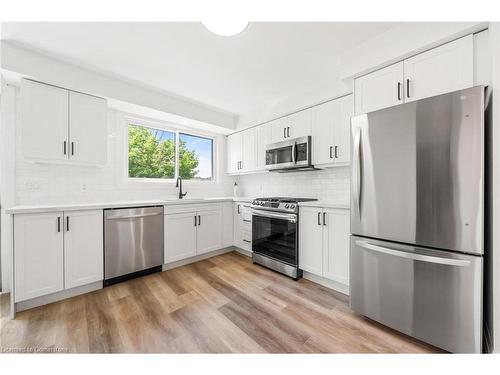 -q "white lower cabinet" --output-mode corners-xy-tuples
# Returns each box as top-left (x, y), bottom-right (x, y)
(14, 210), (103, 302)
(164, 204), (223, 263)
(164, 212), (198, 263)
(299, 206), (350, 290)
(233, 202), (252, 251)
(196, 210), (222, 255)
(64, 210), (103, 289)
(322, 208), (350, 285)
